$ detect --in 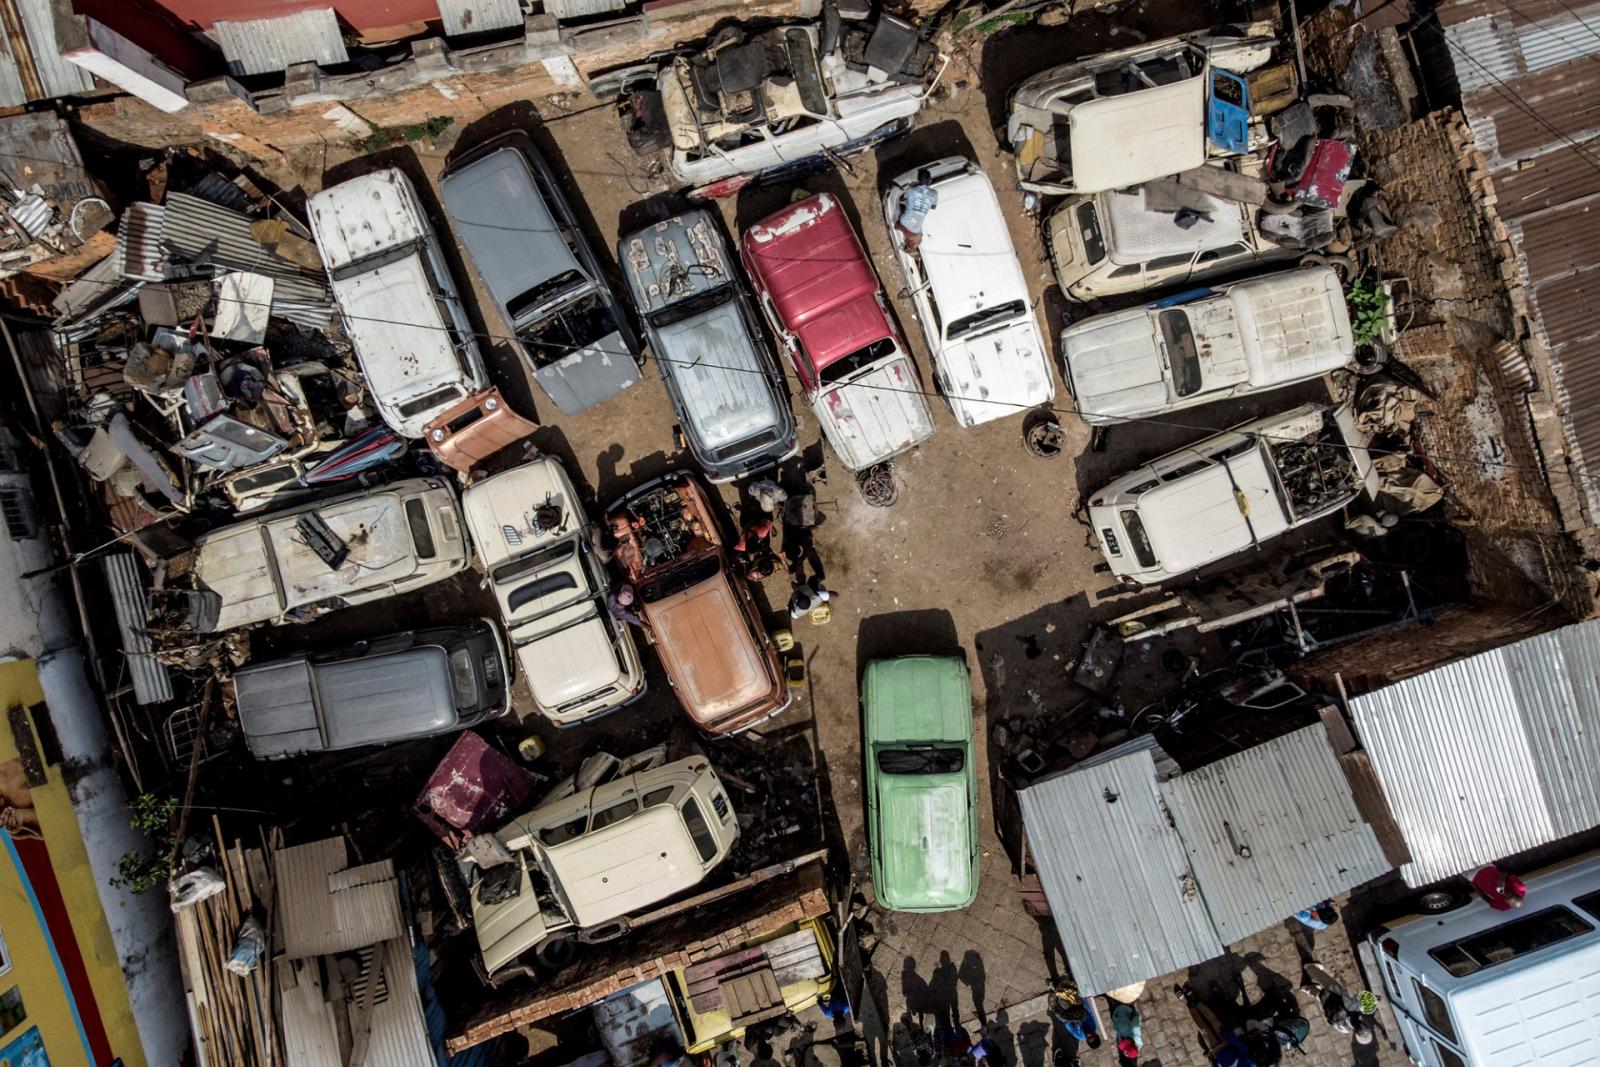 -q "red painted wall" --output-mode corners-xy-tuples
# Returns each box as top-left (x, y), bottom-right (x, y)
(106, 0), (444, 38)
